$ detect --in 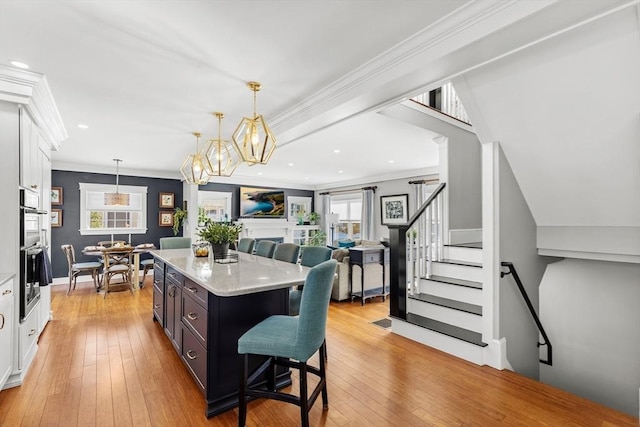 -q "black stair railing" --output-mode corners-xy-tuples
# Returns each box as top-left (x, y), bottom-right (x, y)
(388, 183), (446, 319)
(501, 261), (553, 366)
